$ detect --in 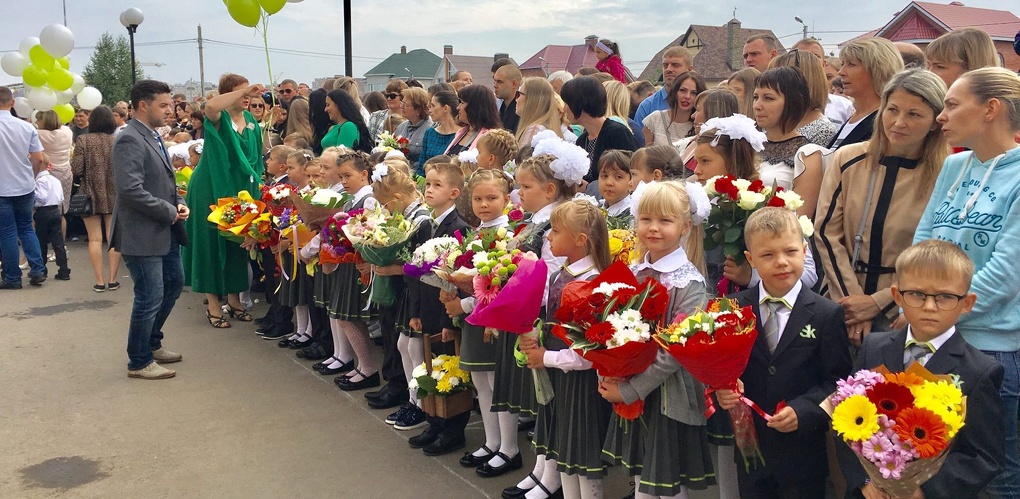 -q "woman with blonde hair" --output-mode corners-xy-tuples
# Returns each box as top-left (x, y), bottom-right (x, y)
(514, 77), (573, 145)
(831, 38), (904, 149)
(816, 68), (949, 341)
(284, 98), (312, 142)
(925, 27), (1000, 87)
(603, 80), (644, 146)
(726, 67), (759, 118)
